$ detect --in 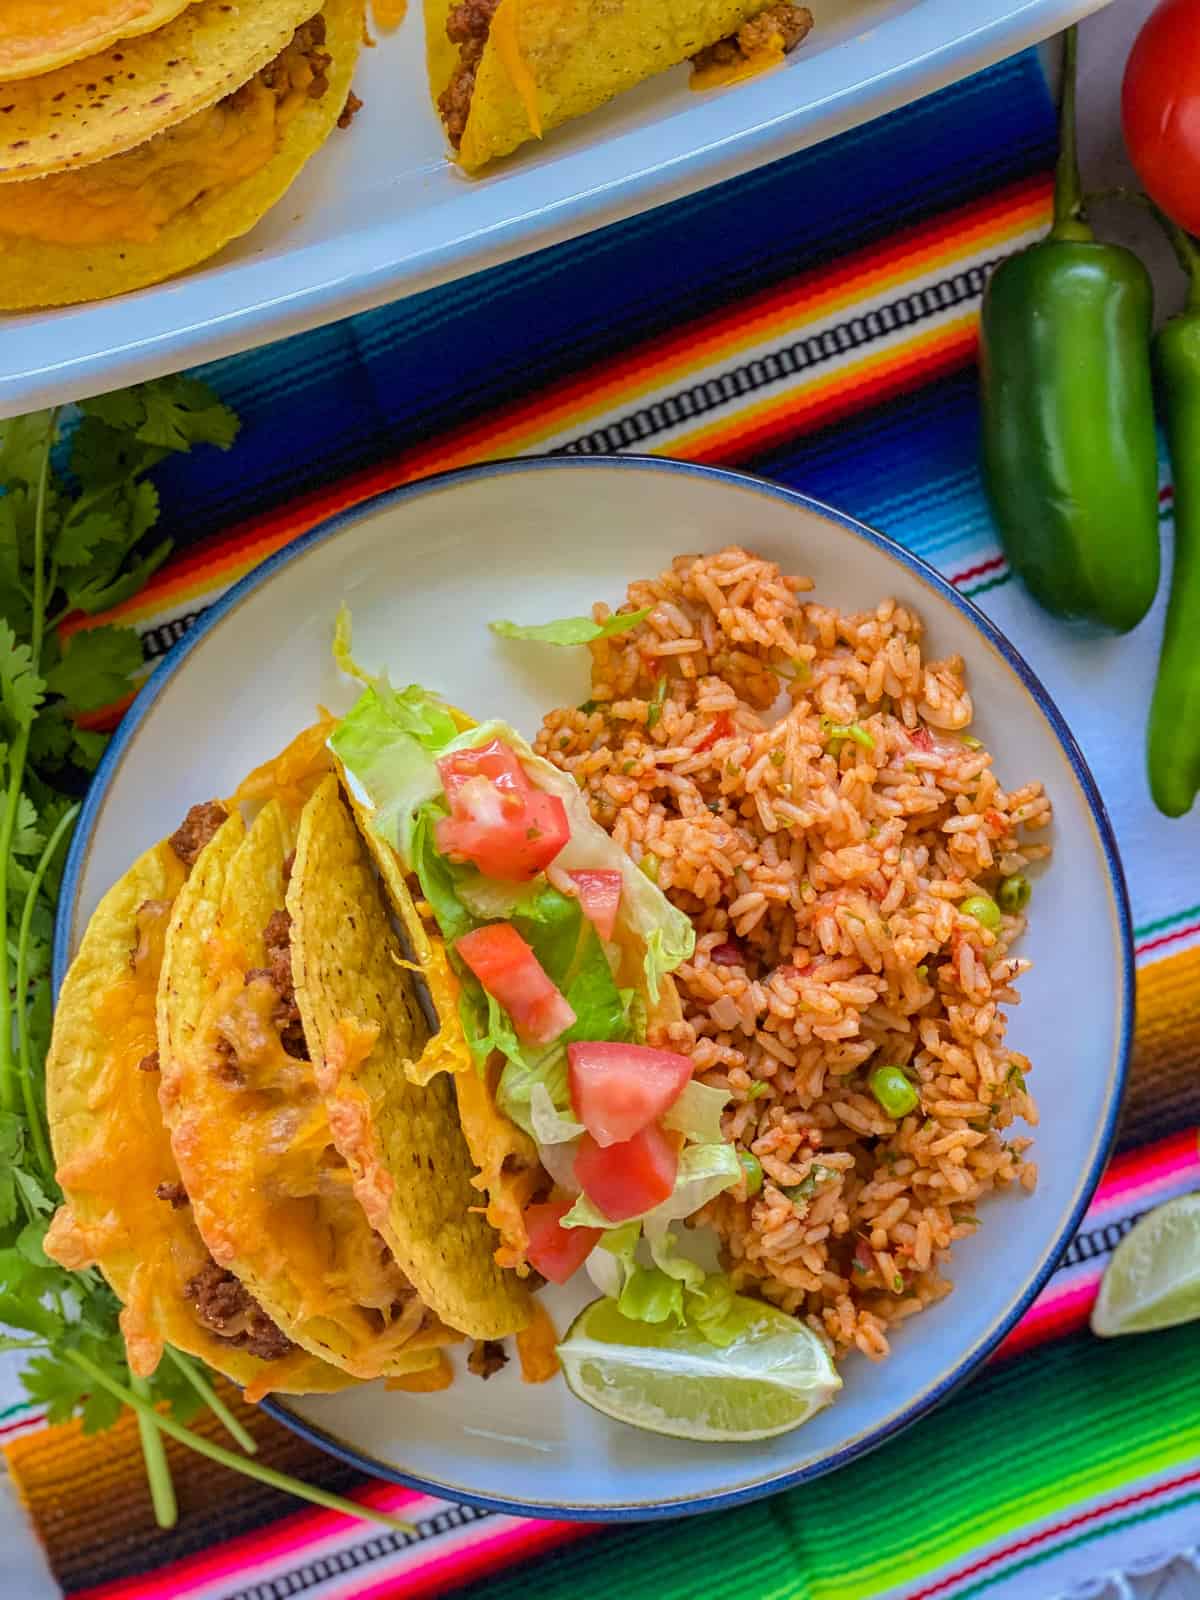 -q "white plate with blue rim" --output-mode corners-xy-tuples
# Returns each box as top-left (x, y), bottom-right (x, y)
(55, 456), (1132, 1519)
(4, 0), (1109, 419)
